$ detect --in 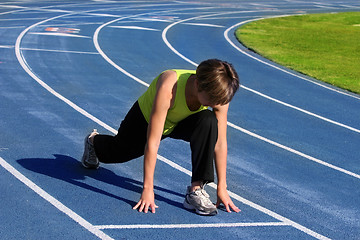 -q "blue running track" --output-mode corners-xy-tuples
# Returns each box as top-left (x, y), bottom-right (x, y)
(0, 0), (359, 239)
